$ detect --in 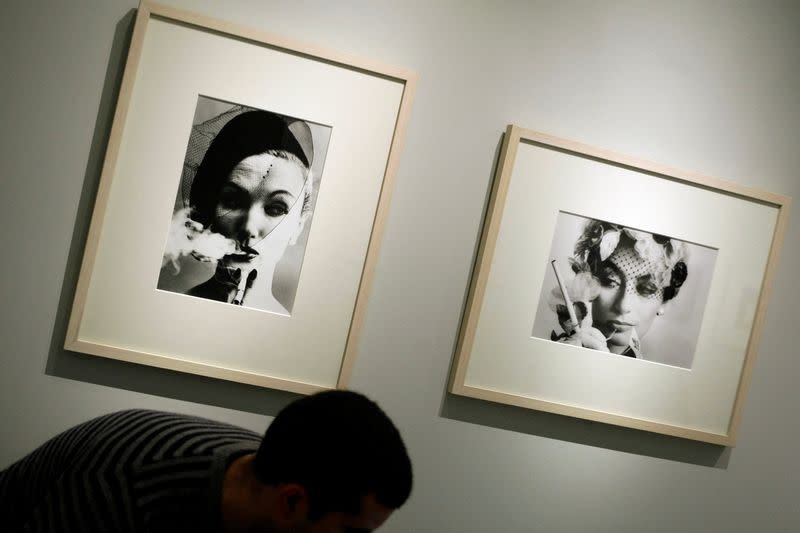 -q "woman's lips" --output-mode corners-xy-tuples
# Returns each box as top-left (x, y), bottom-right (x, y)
(227, 253), (257, 261)
(225, 245), (259, 262)
(608, 320), (635, 332)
